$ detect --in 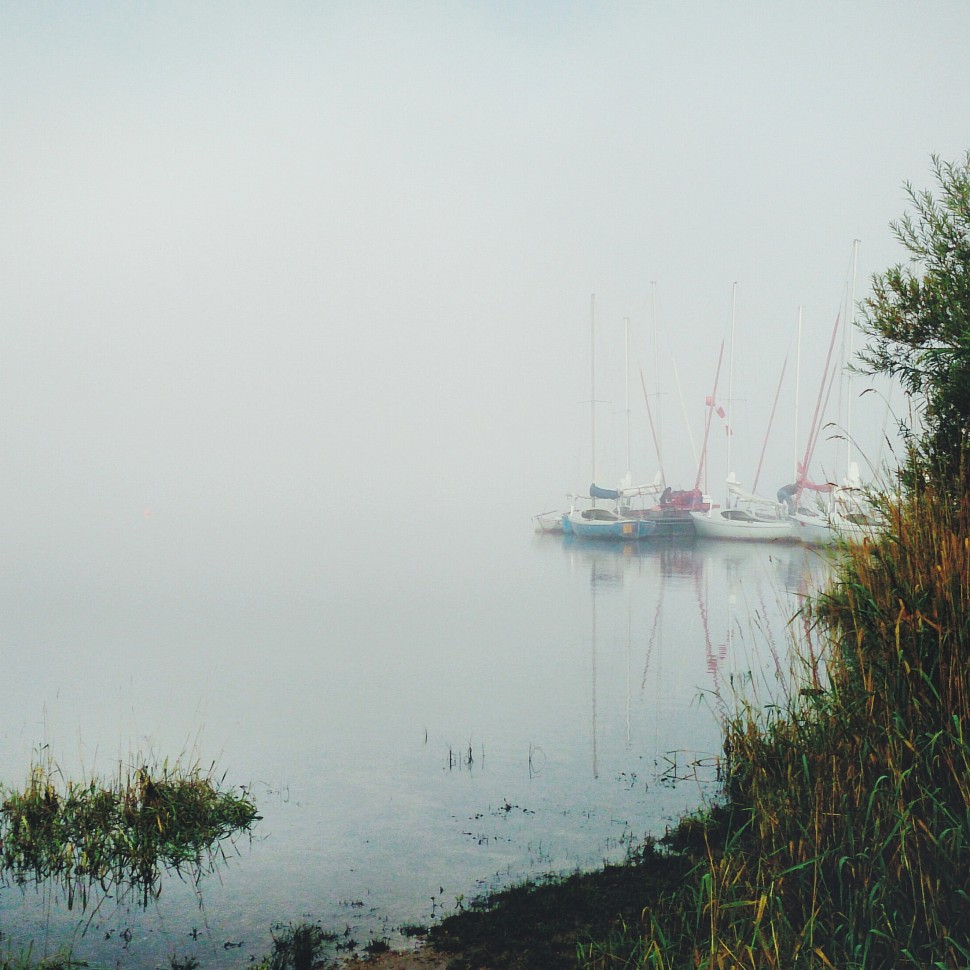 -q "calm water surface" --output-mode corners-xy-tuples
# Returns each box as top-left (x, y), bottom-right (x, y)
(0, 516), (830, 966)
